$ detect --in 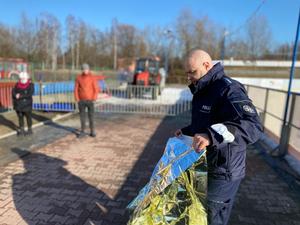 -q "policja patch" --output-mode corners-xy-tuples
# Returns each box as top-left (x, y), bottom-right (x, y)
(231, 100), (257, 117)
(242, 104), (255, 114)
